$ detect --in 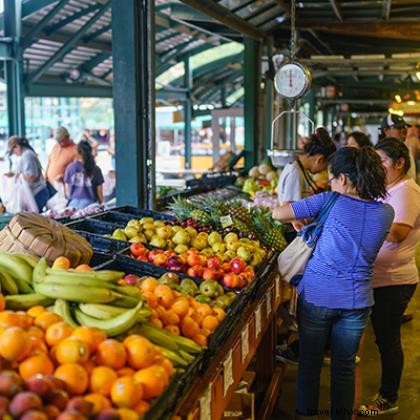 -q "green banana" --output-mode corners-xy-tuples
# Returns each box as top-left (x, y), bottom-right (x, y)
(111, 294), (139, 308)
(13, 253), (39, 269)
(157, 346), (189, 367)
(43, 274), (117, 289)
(5, 294), (54, 311)
(79, 303), (126, 319)
(13, 275), (34, 294)
(33, 257), (48, 284)
(0, 252), (33, 284)
(108, 285), (143, 298)
(130, 324), (179, 352)
(45, 268), (125, 282)
(0, 270), (19, 295)
(74, 301), (144, 337)
(179, 349), (196, 363)
(33, 282), (119, 304)
(53, 299), (78, 327)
